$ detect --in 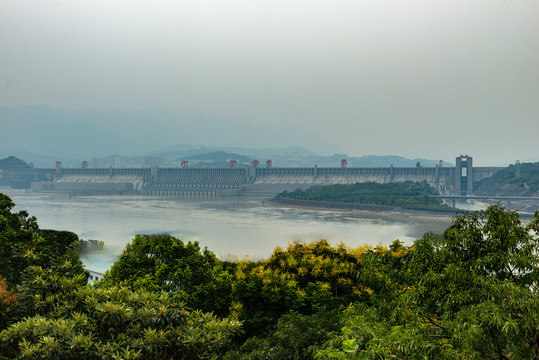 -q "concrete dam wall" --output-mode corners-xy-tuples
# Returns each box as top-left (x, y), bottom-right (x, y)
(147, 168), (248, 196)
(29, 168), (148, 194)
(9, 160), (502, 197)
